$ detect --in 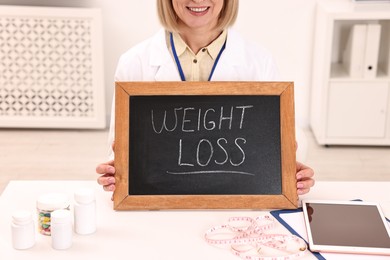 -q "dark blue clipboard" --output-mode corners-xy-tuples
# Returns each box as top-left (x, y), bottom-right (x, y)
(270, 208), (325, 260)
